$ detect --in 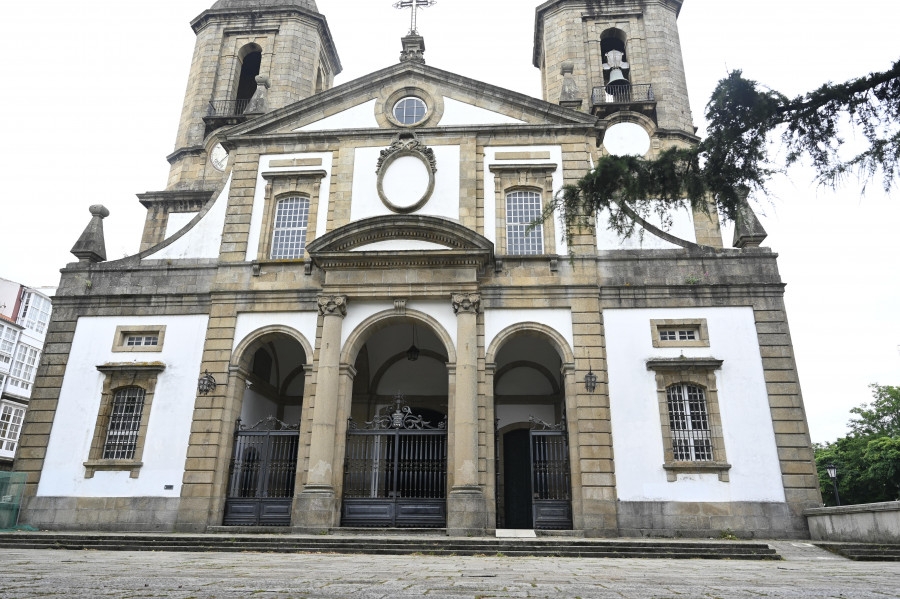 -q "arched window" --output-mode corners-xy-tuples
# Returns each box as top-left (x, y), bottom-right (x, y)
(270, 196), (311, 260)
(666, 383), (713, 461)
(103, 387), (146, 460)
(236, 46), (263, 106)
(505, 190), (543, 255)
